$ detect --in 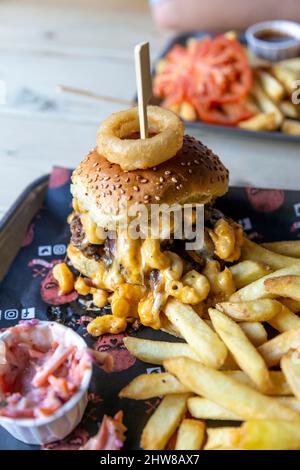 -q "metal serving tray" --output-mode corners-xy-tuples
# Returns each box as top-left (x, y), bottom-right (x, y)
(153, 31), (300, 143)
(0, 175), (49, 283)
